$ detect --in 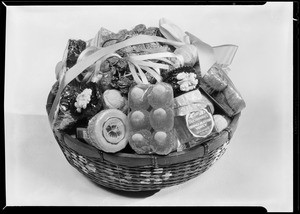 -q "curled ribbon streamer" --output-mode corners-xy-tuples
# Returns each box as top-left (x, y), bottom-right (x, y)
(128, 62), (143, 84)
(140, 65), (162, 82)
(130, 61), (149, 84)
(153, 58), (177, 68)
(127, 52), (177, 61)
(127, 52), (179, 68)
(127, 59), (170, 71)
